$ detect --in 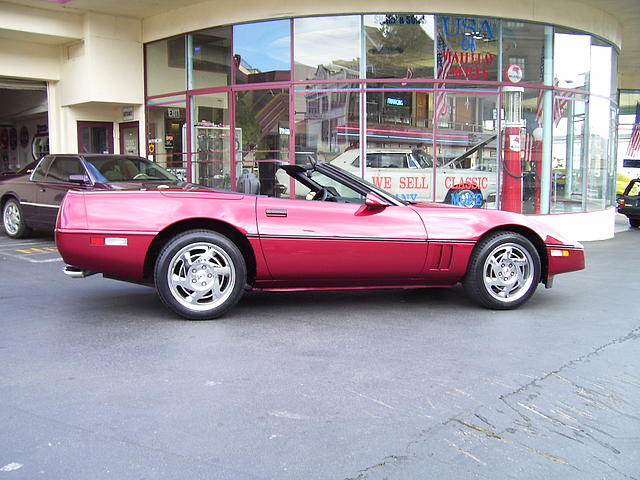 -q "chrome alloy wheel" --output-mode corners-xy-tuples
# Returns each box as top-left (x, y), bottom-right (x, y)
(167, 242), (236, 312)
(3, 201), (20, 236)
(482, 242), (534, 302)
